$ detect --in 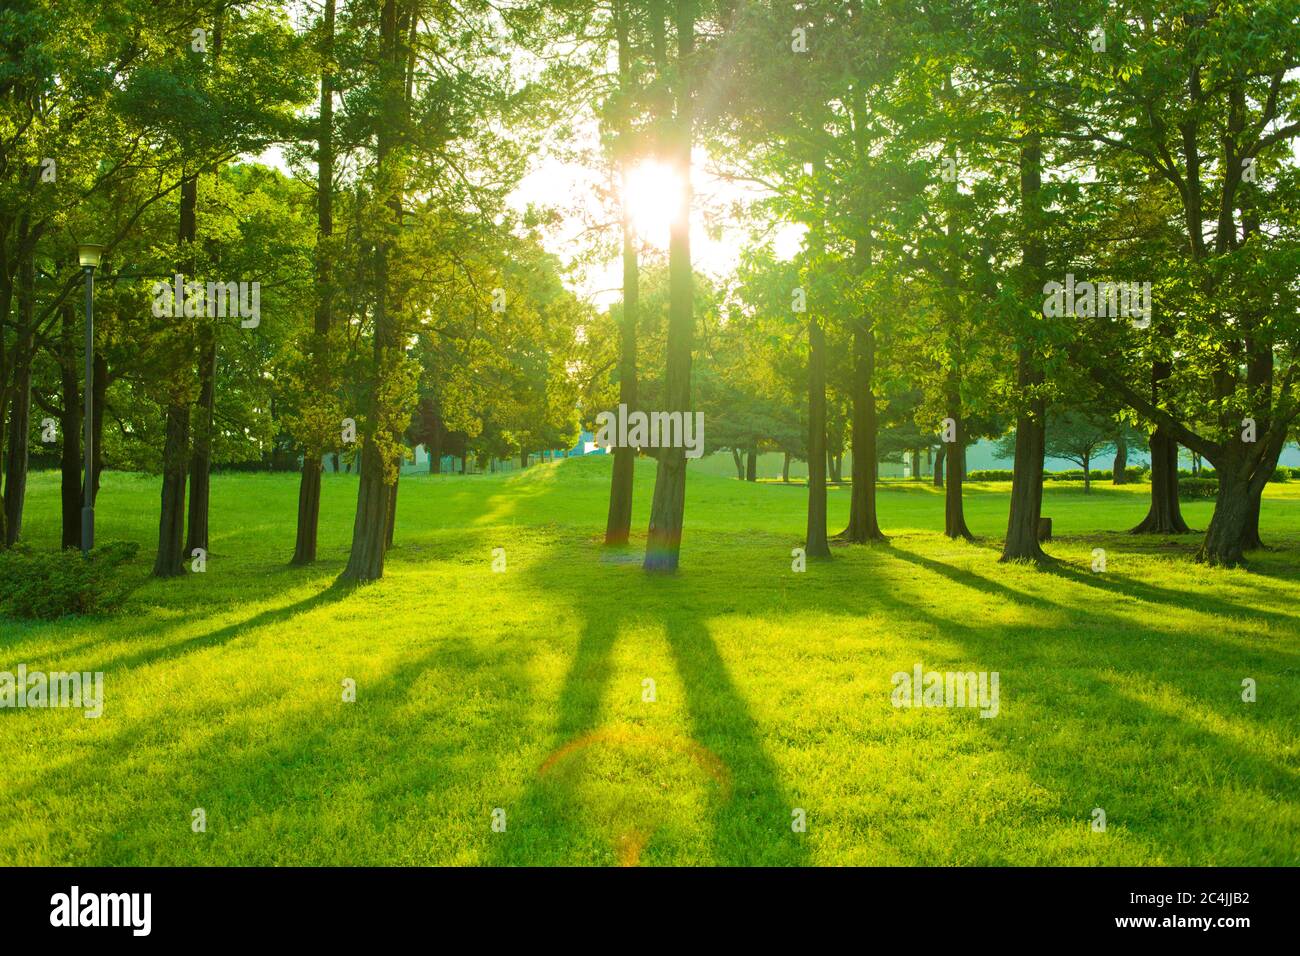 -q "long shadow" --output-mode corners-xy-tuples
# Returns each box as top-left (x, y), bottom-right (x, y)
(660, 609), (805, 864)
(1044, 562), (1300, 634)
(859, 548), (1300, 862)
(486, 536), (807, 866)
(92, 577), (357, 675)
(4, 635), (536, 864)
